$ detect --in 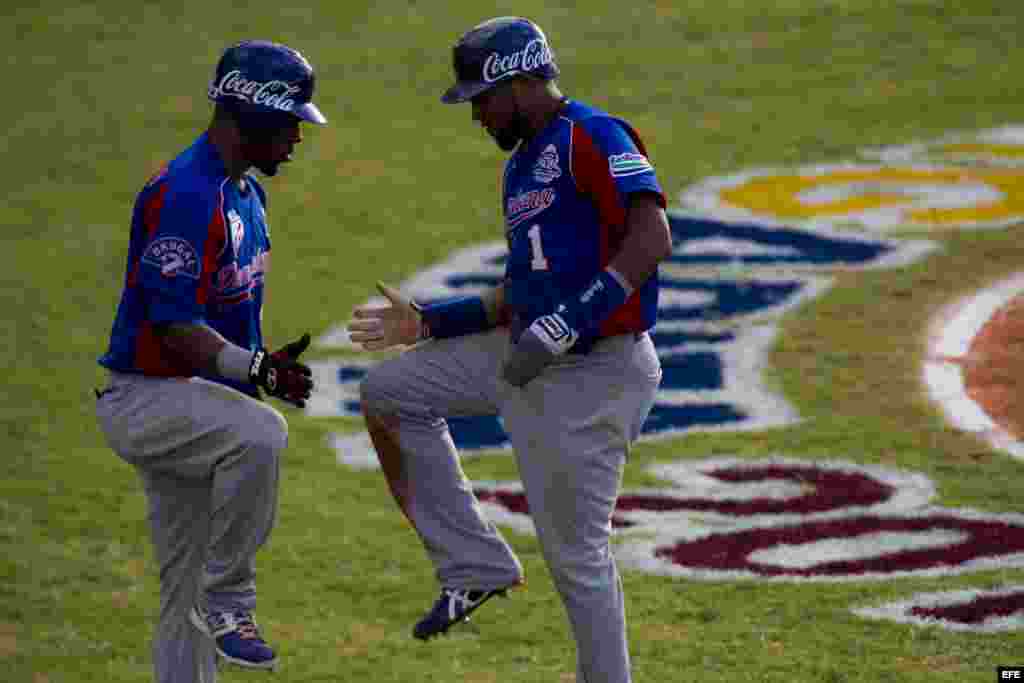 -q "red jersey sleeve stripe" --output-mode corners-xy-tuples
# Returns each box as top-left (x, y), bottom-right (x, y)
(570, 124), (627, 267)
(196, 182), (228, 307)
(571, 124), (649, 337)
(127, 183), (169, 289)
(131, 181), (195, 376)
